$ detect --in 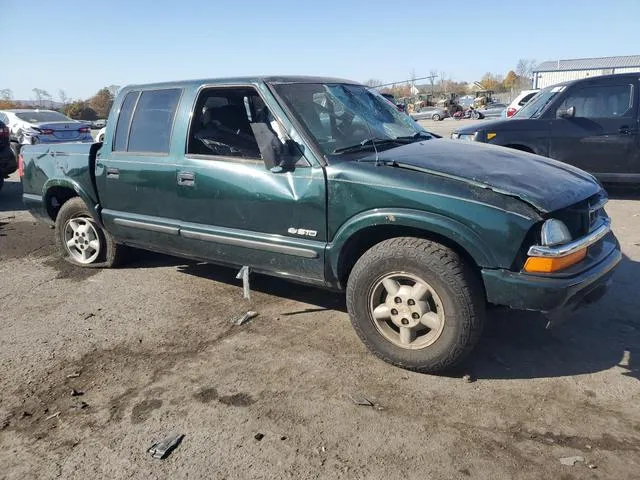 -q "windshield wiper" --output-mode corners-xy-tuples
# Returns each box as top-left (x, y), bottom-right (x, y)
(332, 137), (410, 154)
(395, 131), (433, 141)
